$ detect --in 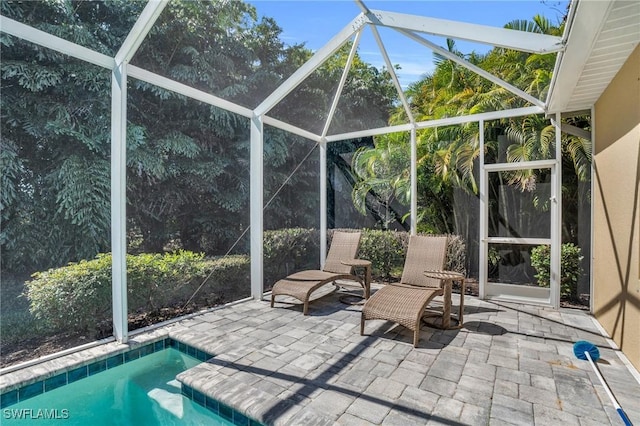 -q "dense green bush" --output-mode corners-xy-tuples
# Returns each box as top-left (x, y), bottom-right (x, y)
(26, 229), (466, 336)
(263, 228), (319, 288)
(358, 230), (406, 280)
(194, 255), (251, 304)
(531, 243), (584, 300)
(346, 229), (465, 282)
(127, 251), (208, 311)
(26, 254), (114, 334)
(26, 251), (250, 335)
